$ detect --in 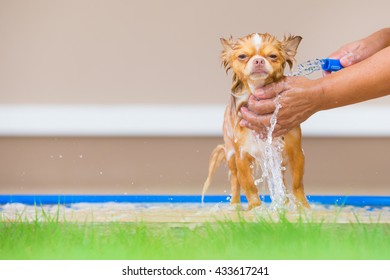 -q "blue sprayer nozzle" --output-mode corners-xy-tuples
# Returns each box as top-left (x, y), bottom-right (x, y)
(321, 58), (344, 72)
